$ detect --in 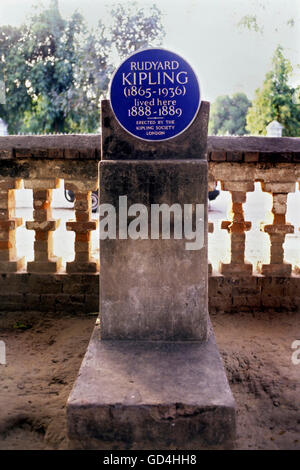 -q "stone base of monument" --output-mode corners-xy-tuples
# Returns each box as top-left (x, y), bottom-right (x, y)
(67, 325), (236, 450)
